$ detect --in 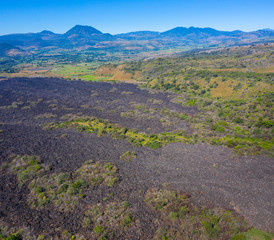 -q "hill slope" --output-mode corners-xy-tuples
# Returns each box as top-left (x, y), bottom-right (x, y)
(95, 43), (274, 155)
(0, 43), (27, 57)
